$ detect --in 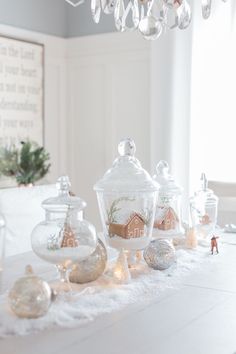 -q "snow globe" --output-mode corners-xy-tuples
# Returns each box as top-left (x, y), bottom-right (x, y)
(190, 173), (218, 238)
(31, 176), (97, 289)
(94, 138), (159, 260)
(152, 160), (184, 239)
